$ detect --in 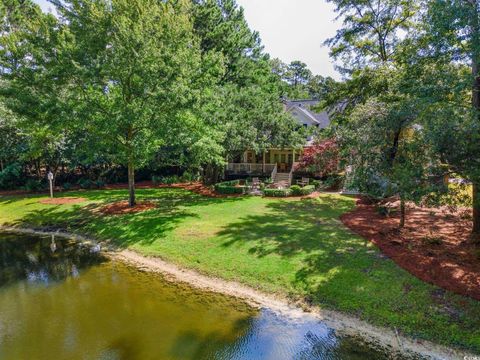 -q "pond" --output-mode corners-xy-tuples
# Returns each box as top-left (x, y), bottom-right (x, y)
(0, 232), (410, 360)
